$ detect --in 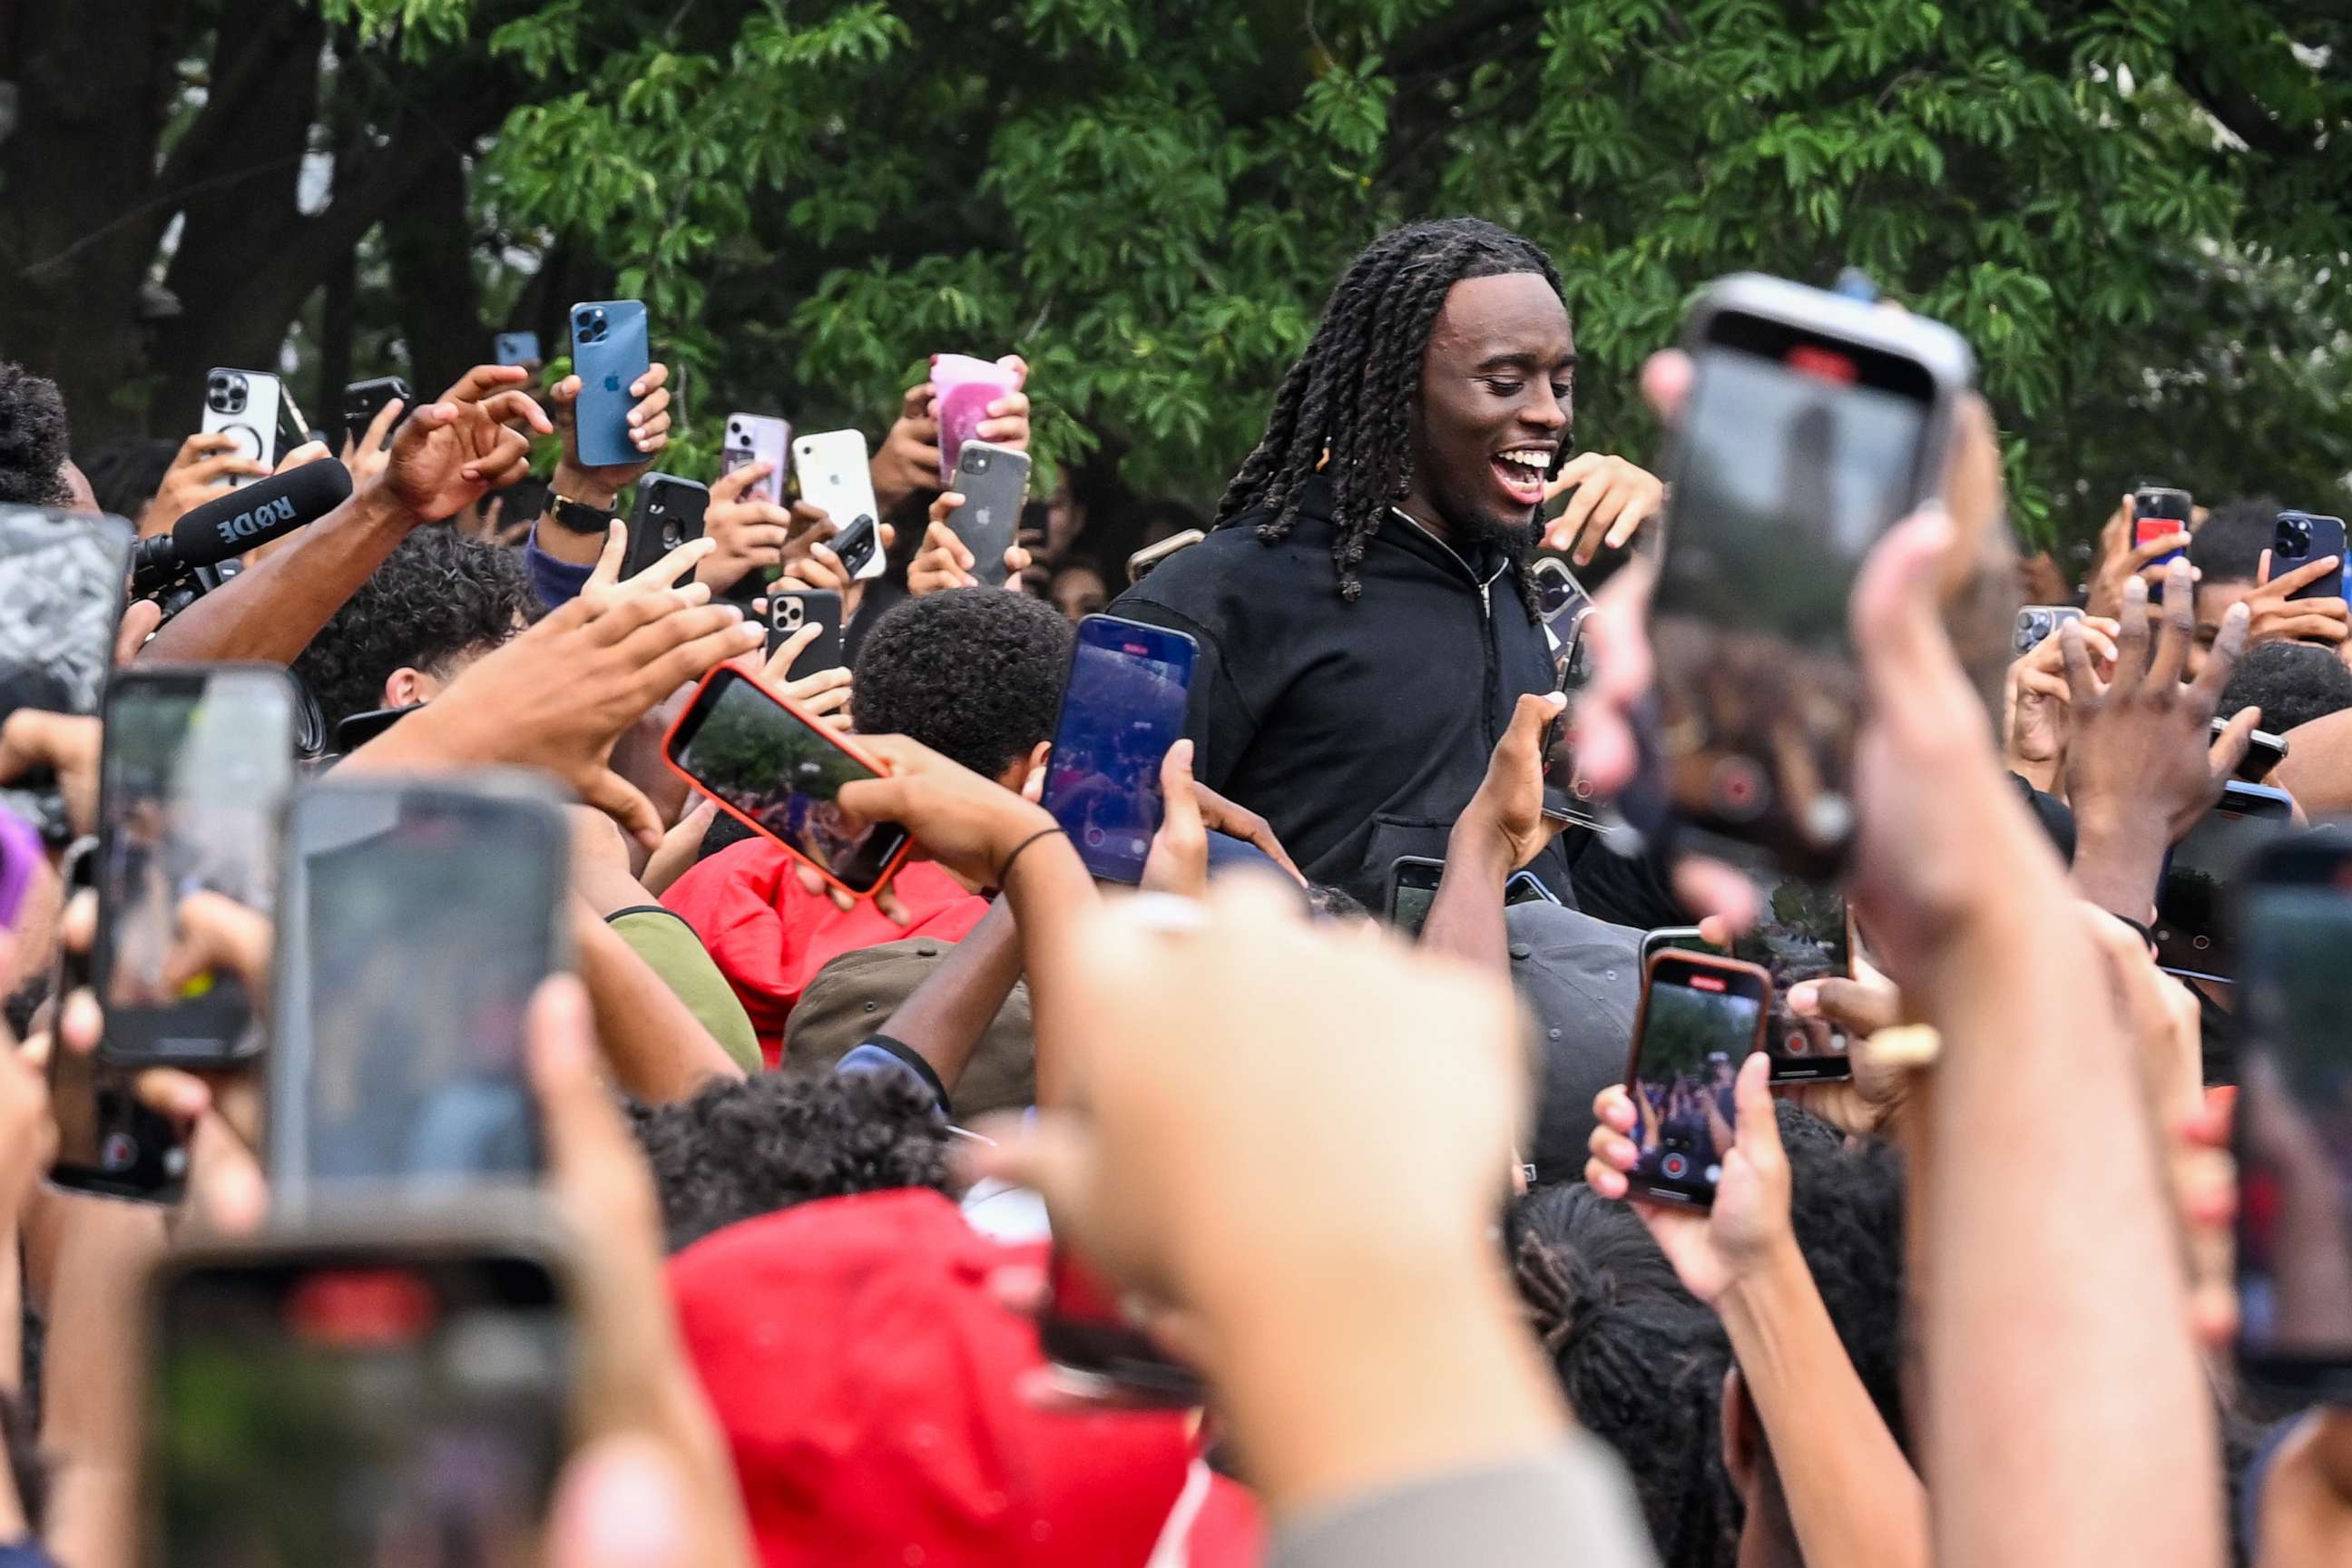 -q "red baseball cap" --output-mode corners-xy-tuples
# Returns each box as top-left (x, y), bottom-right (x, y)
(668, 1189), (1259, 1567)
